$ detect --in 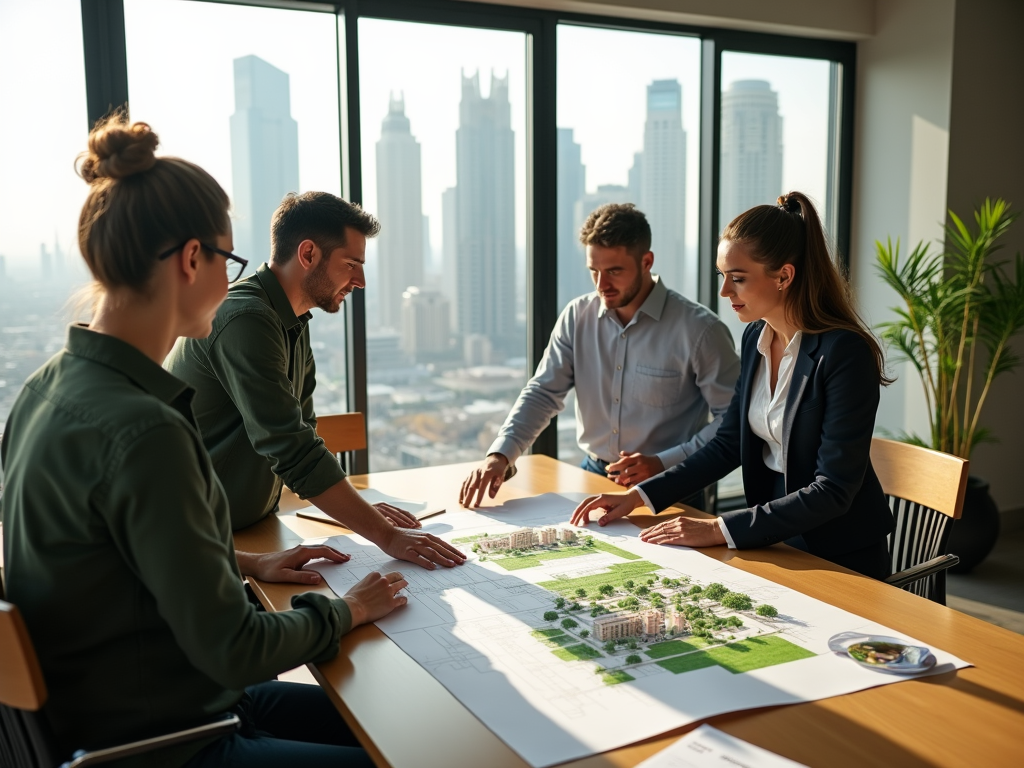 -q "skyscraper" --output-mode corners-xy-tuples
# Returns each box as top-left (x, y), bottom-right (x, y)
(452, 71), (517, 358)
(401, 286), (451, 360)
(720, 79), (783, 227)
(640, 79), (687, 293)
(230, 55), (299, 263)
(375, 94), (424, 330)
(557, 127), (588, 309)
